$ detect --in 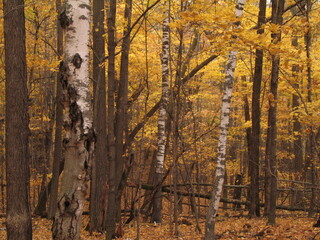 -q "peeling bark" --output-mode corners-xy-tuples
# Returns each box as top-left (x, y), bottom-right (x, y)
(52, 0), (94, 239)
